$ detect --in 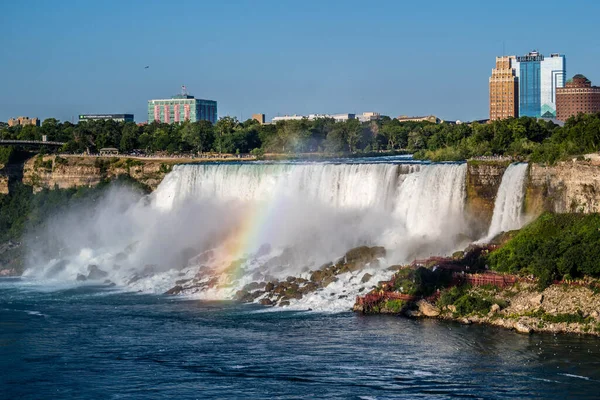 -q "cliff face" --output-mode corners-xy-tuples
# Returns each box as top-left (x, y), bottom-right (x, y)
(465, 161), (509, 235)
(465, 159), (600, 231)
(527, 161), (600, 214)
(21, 156), (173, 192)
